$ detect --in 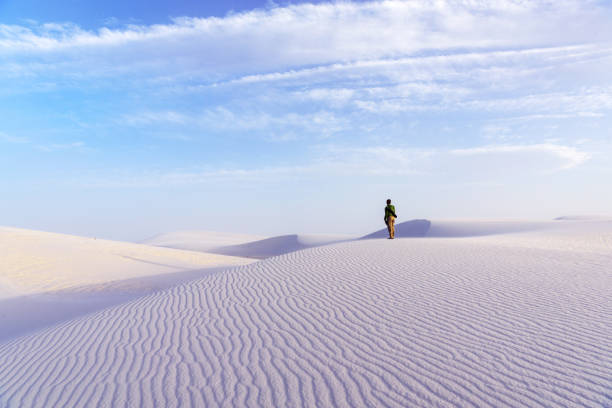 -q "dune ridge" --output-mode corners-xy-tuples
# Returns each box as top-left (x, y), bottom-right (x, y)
(141, 230), (267, 252)
(0, 226), (256, 342)
(0, 226), (253, 298)
(0, 229), (610, 407)
(361, 219), (560, 239)
(149, 219), (560, 260)
(209, 233), (355, 259)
